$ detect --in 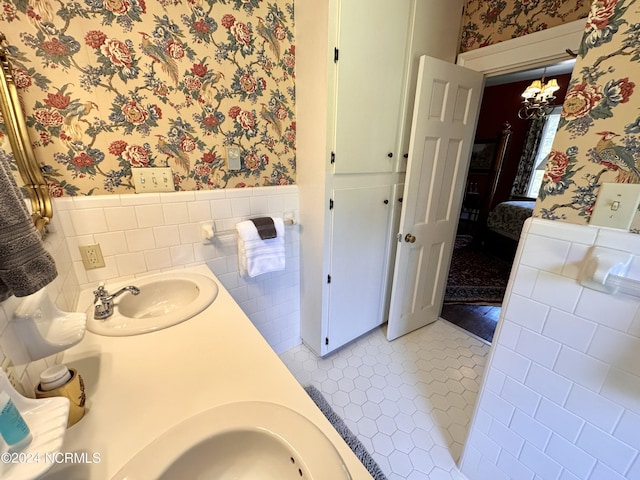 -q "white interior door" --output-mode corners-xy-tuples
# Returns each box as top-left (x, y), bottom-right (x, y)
(387, 56), (483, 341)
